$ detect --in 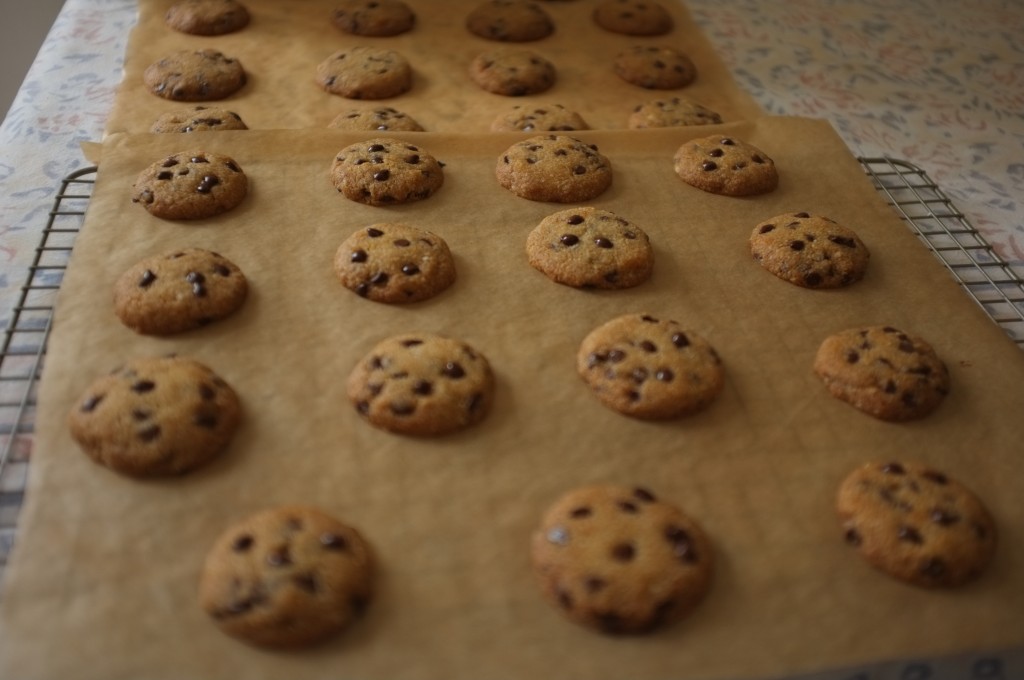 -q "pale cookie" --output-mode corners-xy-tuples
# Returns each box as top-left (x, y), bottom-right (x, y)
(131, 150), (248, 220)
(466, 0), (555, 42)
(68, 356), (241, 477)
(334, 223), (456, 303)
(150, 105), (248, 133)
(330, 138), (444, 206)
(750, 212), (870, 288)
(614, 46), (696, 90)
(470, 49), (556, 96)
(347, 333), (494, 436)
(490, 103), (589, 132)
(165, 0), (250, 35)
(577, 313), (724, 420)
(199, 505), (374, 648)
(531, 484), (713, 634)
(593, 0), (673, 36)
(316, 47), (412, 100)
(526, 207), (653, 289)
(496, 134), (612, 203)
(114, 248), (248, 335)
(331, 0), (416, 36)
(813, 325), (950, 421)
(328, 107), (425, 131)
(144, 49), (247, 102)
(628, 96), (722, 129)
(673, 135), (778, 196)
(837, 461), (996, 588)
